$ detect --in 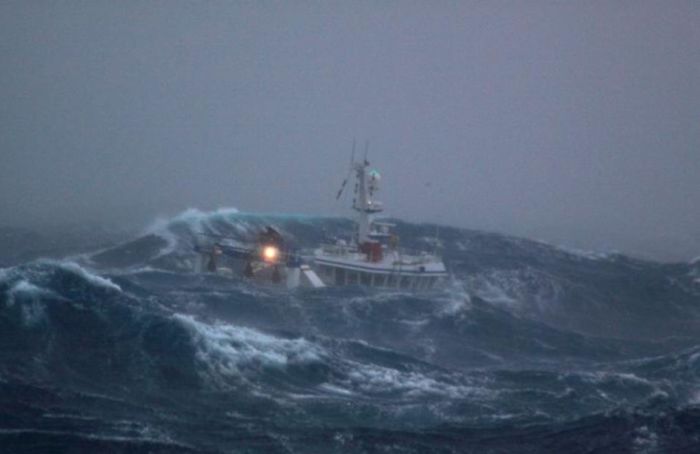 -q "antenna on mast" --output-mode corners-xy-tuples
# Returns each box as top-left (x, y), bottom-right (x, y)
(335, 139), (356, 200)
